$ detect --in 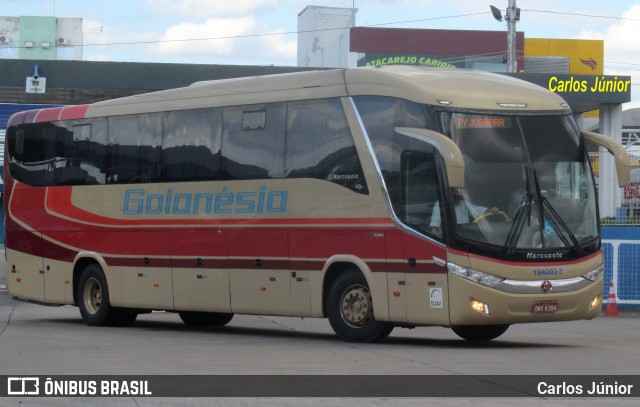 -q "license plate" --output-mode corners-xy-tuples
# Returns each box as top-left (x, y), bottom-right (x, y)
(533, 300), (558, 313)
